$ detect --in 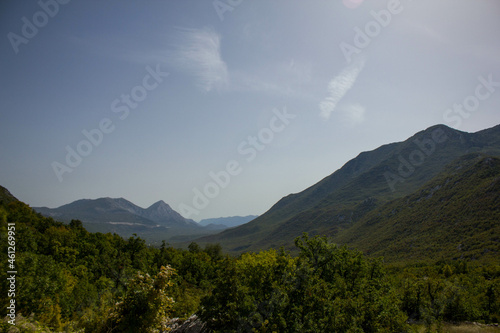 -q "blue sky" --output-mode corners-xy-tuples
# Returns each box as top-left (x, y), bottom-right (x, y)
(1, 0), (499, 220)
